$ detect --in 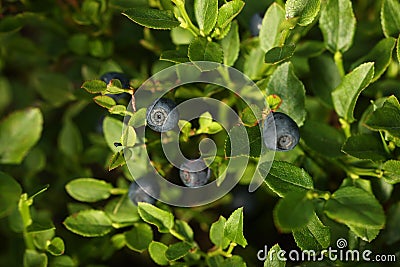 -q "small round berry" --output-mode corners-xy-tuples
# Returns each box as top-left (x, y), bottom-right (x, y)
(100, 72), (130, 89)
(179, 158), (211, 187)
(263, 112), (299, 151)
(128, 178), (160, 206)
(249, 13), (264, 36)
(146, 98), (179, 132)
